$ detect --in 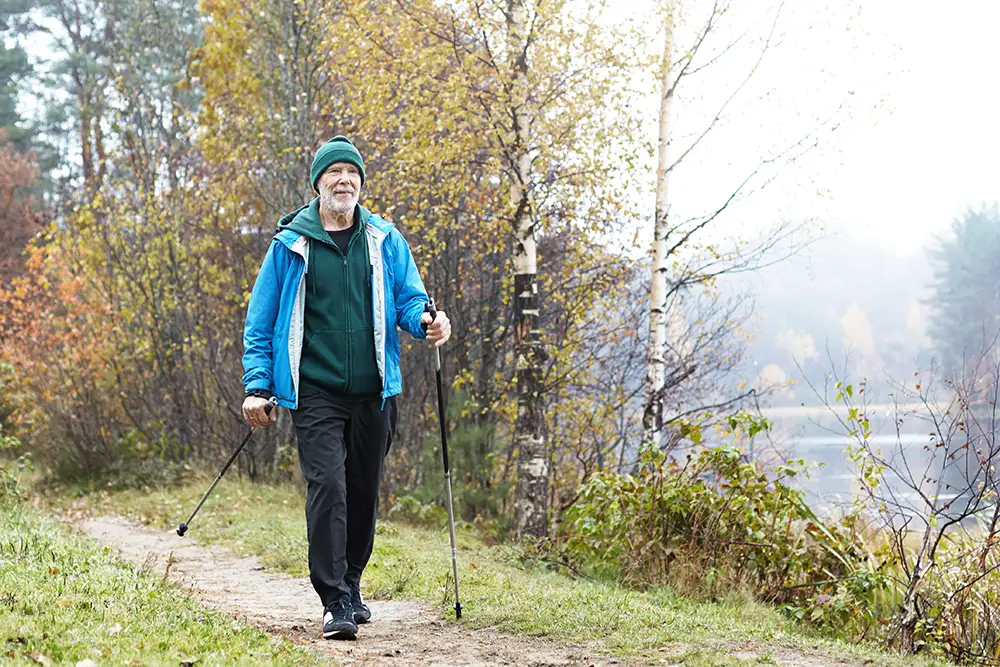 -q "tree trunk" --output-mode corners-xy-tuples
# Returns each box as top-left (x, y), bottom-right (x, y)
(890, 525), (935, 652)
(508, 0), (548, 538)
(642, 2), (678, 450)
(77, 82), (94, 188)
